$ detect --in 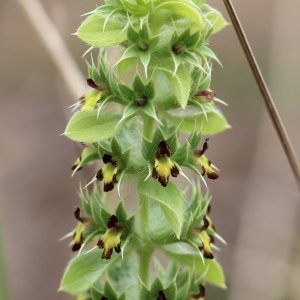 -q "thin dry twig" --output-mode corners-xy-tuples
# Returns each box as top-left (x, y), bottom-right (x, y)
(223, 0), (300, 190)
(16, 0), (86, 100)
